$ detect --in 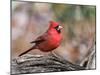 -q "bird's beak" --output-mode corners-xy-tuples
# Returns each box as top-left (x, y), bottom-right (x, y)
(59, 26), (63, 29)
